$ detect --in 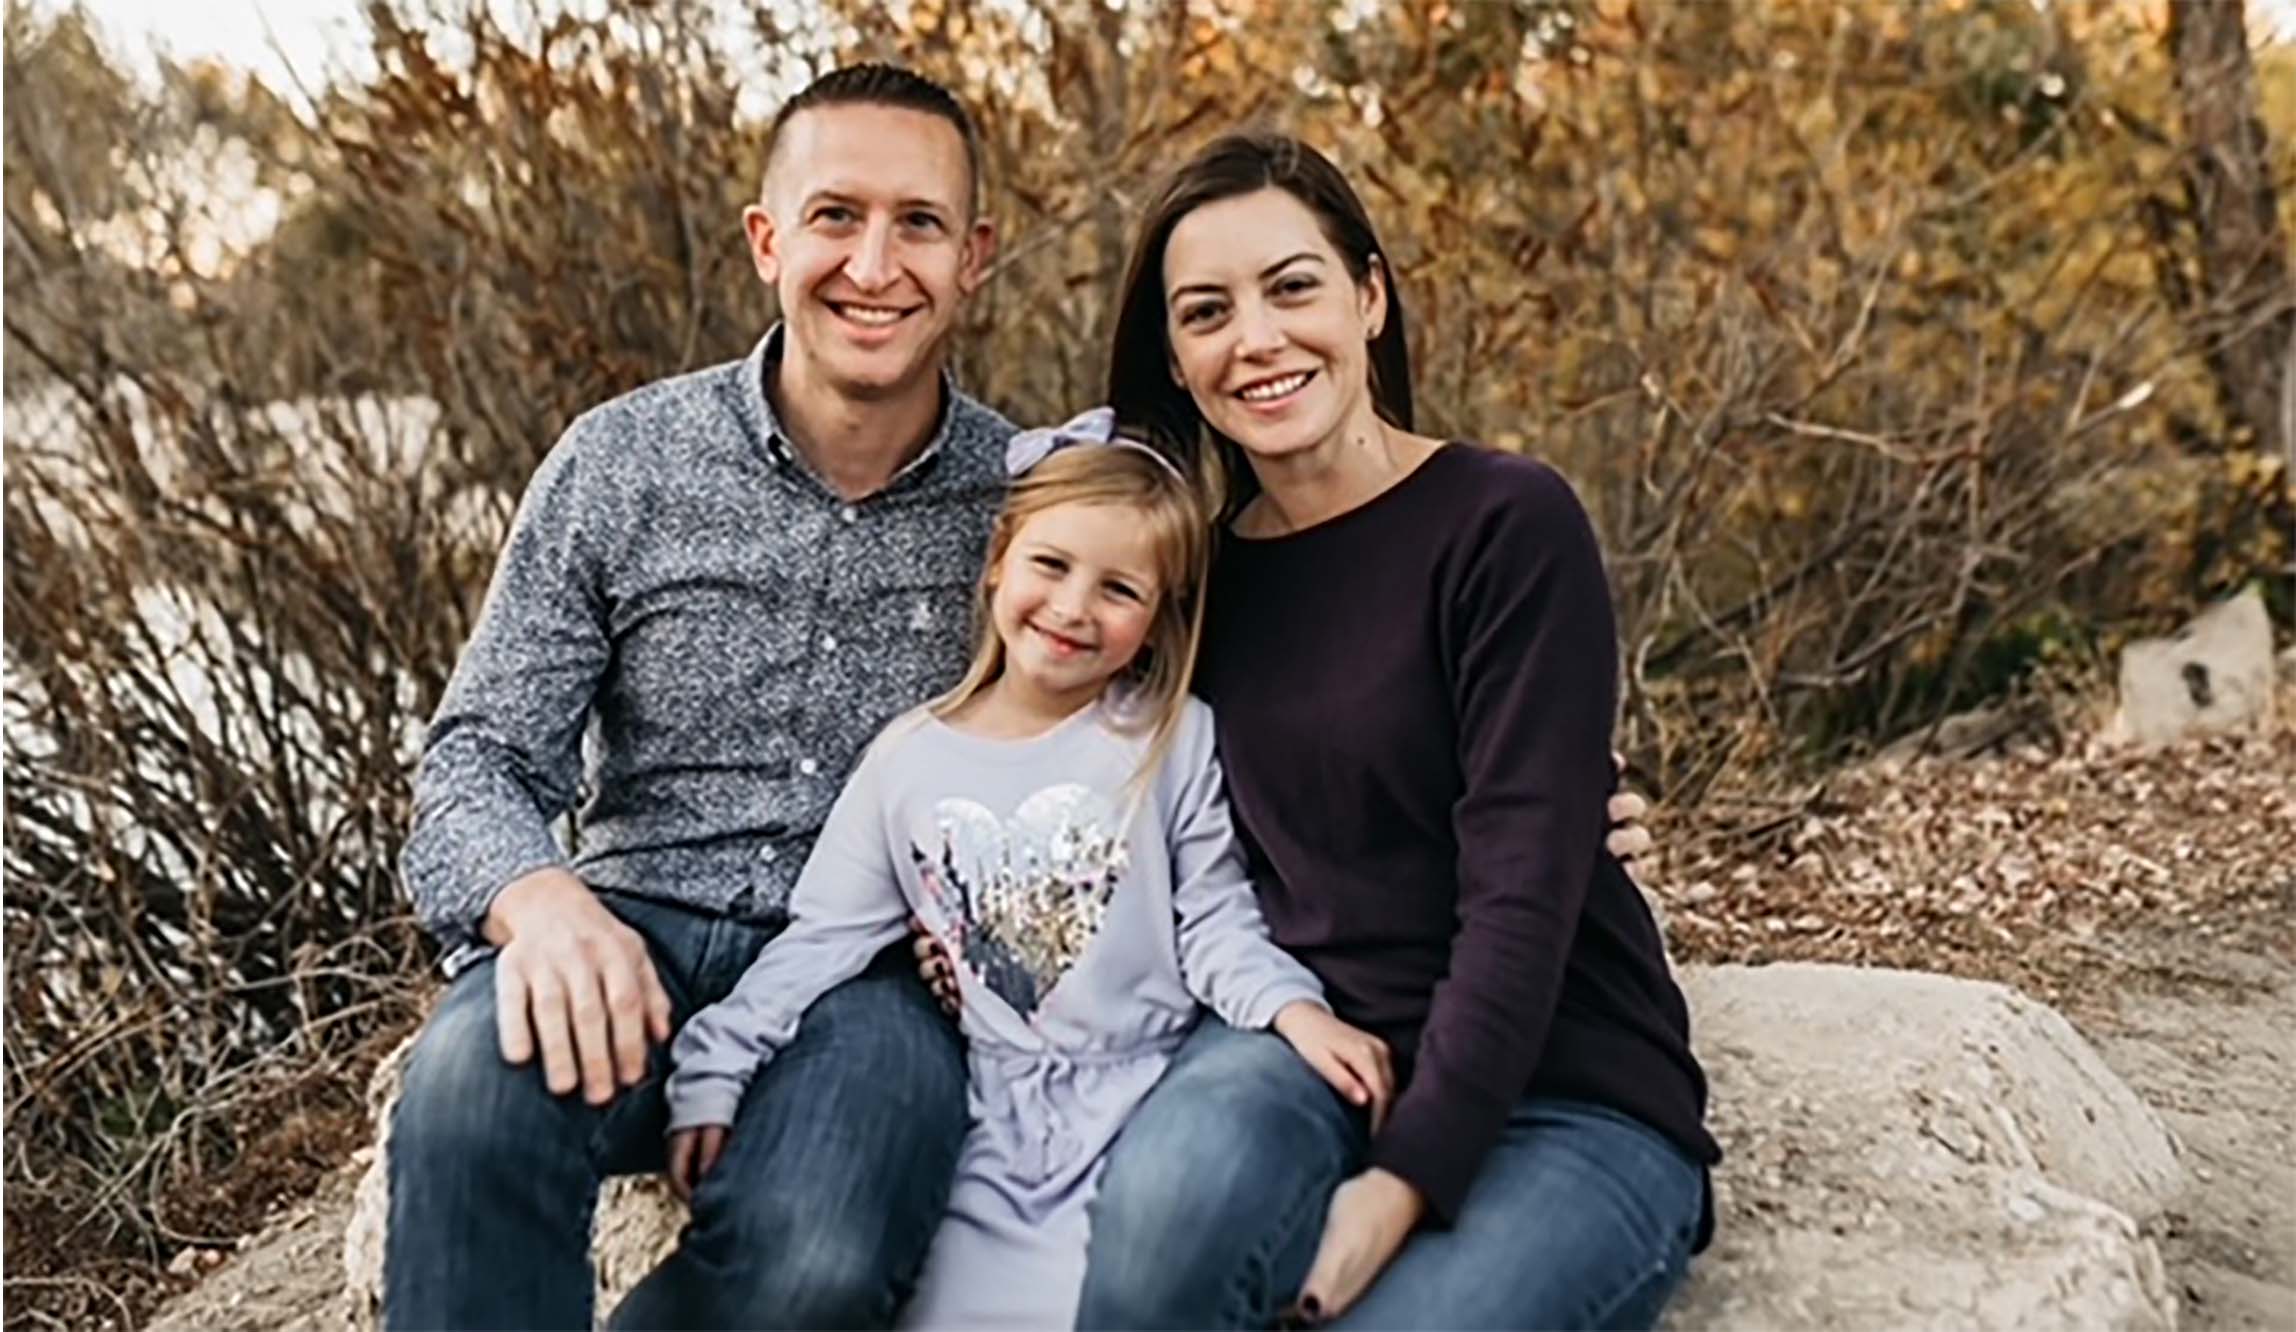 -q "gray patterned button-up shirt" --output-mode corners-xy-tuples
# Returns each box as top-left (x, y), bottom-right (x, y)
(402, 328), (1014, 974)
